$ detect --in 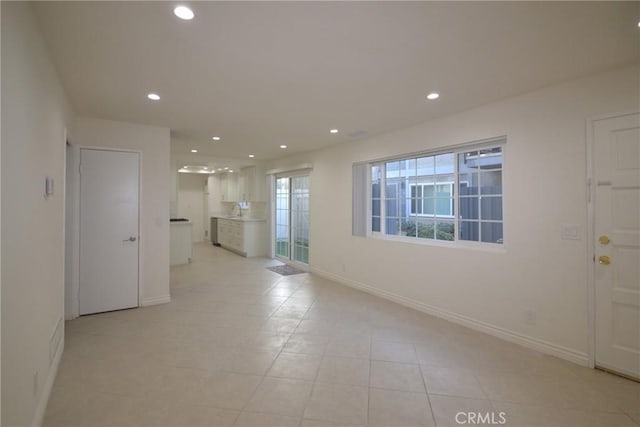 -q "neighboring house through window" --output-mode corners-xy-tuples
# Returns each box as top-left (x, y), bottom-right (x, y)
(363, 138), (504, 245)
